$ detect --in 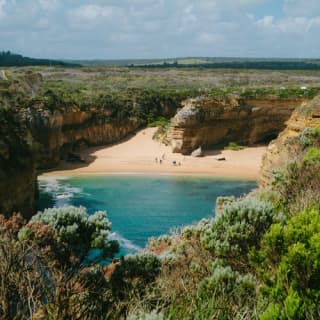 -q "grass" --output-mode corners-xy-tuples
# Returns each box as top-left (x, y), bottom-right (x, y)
(224, 142), (245, 151)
